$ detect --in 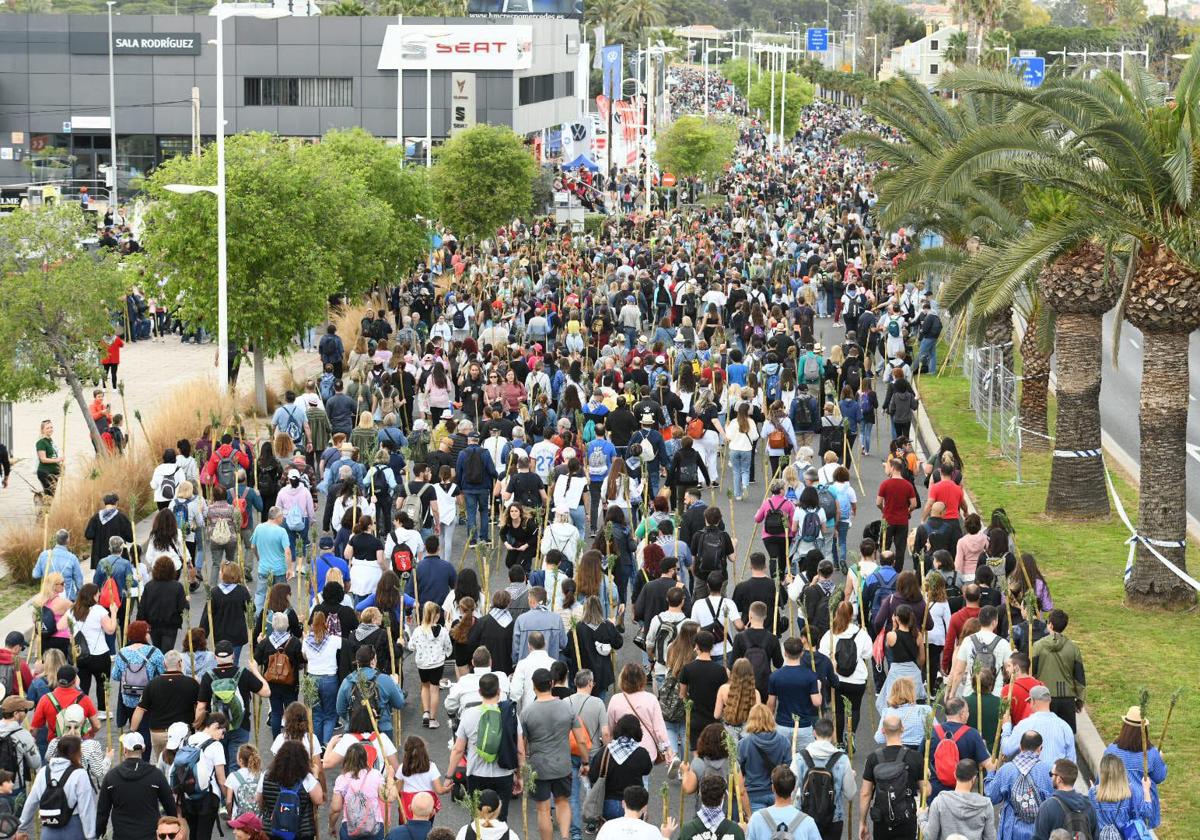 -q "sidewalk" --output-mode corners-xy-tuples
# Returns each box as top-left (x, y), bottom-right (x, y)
(3, 336), (320, 528)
